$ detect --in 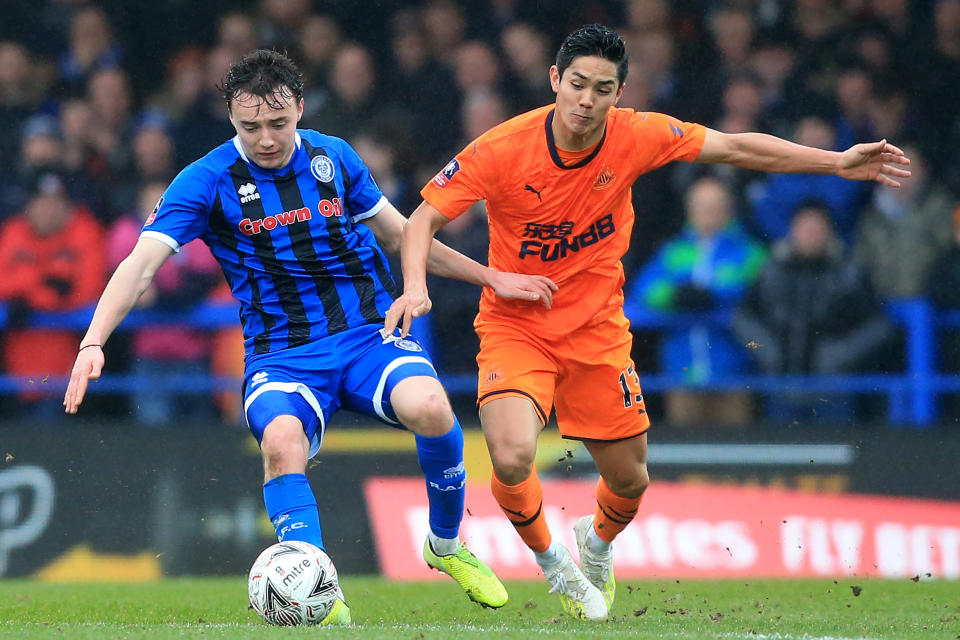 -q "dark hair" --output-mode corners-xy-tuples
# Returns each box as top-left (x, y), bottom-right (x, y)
(792, 198), (833, 222)
(218, 49), (304, 111)
(555, 24), (628, 87)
